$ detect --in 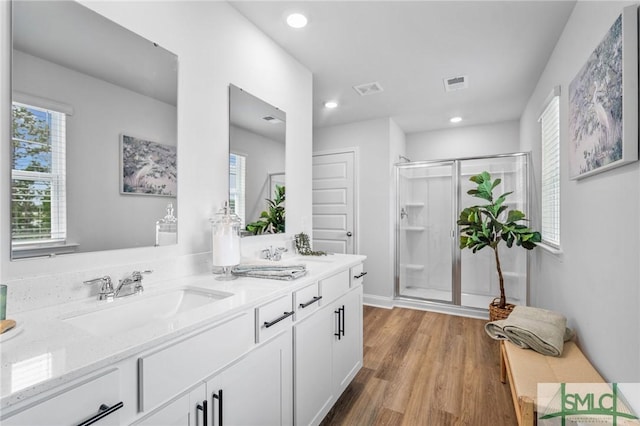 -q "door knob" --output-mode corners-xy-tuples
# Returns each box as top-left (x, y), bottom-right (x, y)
(346, 232), (353, 237)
